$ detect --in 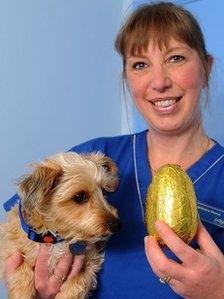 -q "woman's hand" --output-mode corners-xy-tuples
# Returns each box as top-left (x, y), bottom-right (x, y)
(145, 221), (224, 299)
(5, 245), (85, 299)
(5, 250), (23, 277)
